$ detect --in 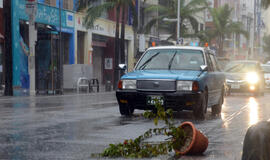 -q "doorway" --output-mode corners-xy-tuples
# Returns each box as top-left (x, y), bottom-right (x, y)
(92, 46), (104, 85)
(77, 31), (86, 64)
